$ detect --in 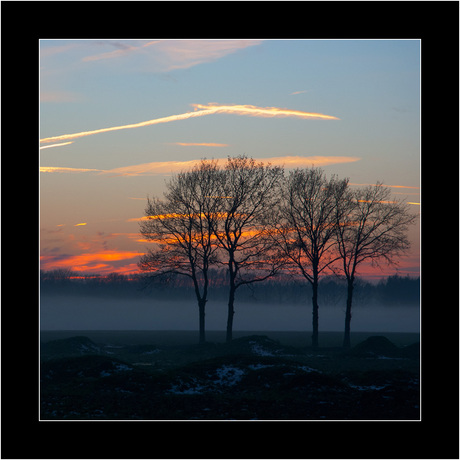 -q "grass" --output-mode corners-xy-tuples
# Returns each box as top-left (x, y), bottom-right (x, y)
(40, 331), (420, 421)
